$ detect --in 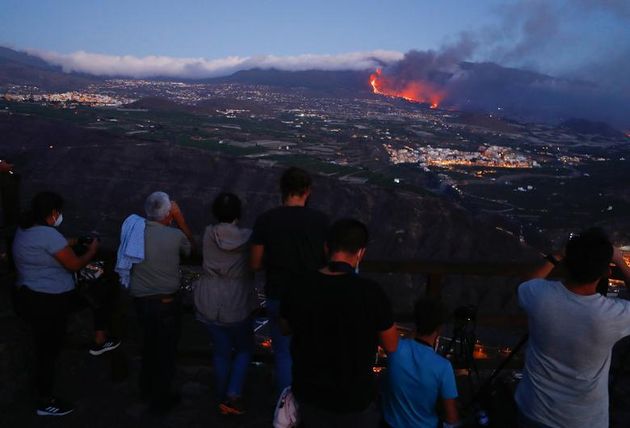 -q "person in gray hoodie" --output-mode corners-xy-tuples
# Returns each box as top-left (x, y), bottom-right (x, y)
(194, 192), (257, 416)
